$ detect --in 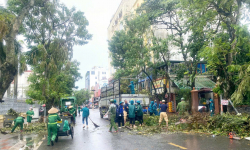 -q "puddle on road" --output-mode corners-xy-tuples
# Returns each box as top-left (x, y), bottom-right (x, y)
(9, 132), (47, 150)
